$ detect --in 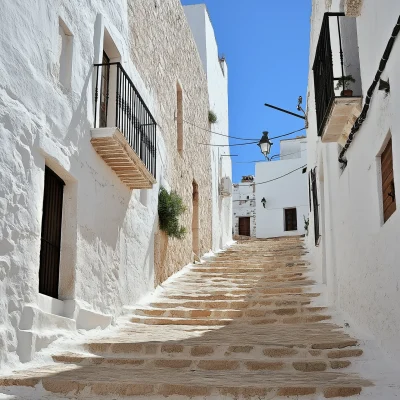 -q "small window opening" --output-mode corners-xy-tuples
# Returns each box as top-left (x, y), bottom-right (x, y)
(58, 18), (73, 88)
